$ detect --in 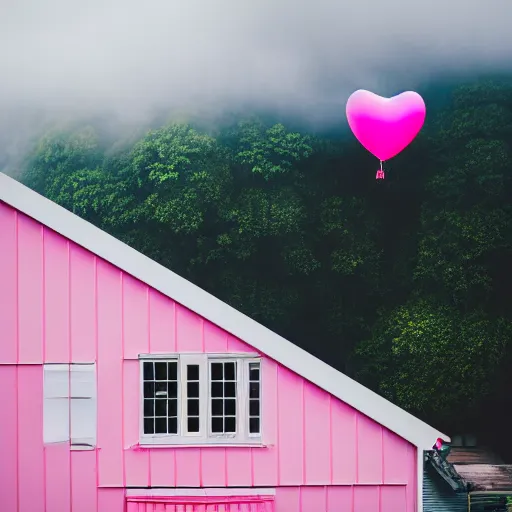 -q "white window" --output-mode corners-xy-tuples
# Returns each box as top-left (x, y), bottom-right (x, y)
(43, 363), (97, 449)
(139, 354), (262, 445)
